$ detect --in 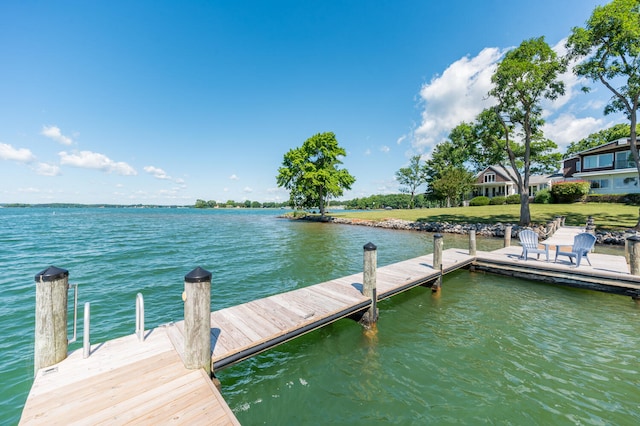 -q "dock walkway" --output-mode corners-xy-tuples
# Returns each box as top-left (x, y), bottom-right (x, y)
(19, 231), (640, 425)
